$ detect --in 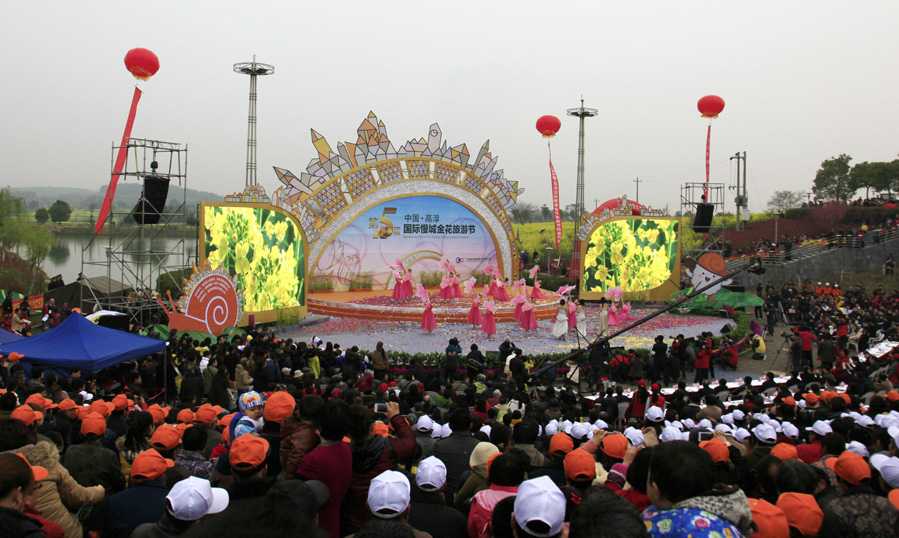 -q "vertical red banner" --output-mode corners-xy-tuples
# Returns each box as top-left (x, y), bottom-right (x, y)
(548, 143), (562, 248)
(704, 123), (711, 198)
(95, 87), (142, 234)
